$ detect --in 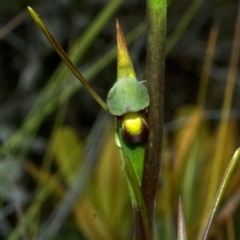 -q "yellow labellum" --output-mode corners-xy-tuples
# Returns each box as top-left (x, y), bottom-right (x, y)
(122, 112), (149, 144)
(122, 112), (143, 135)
